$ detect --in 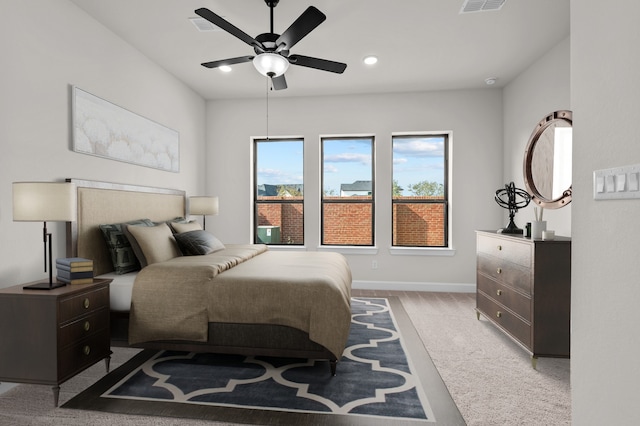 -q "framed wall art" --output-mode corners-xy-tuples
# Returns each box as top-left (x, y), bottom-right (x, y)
(72, 86), (179, 172)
